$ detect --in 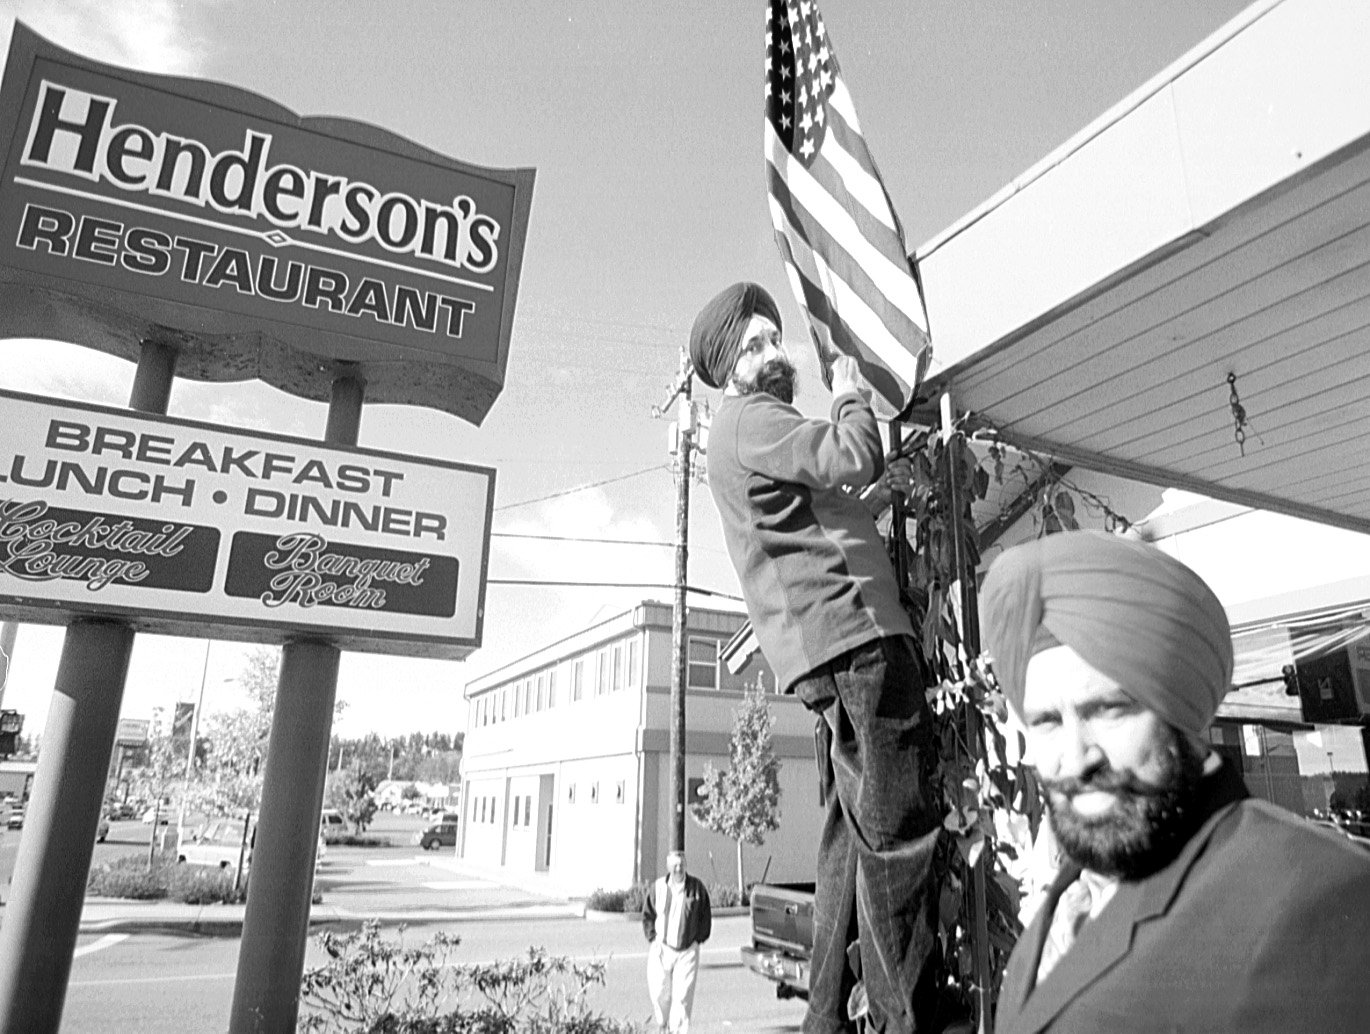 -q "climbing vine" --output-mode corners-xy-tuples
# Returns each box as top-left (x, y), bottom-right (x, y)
(889, 421), (1134, 1023)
